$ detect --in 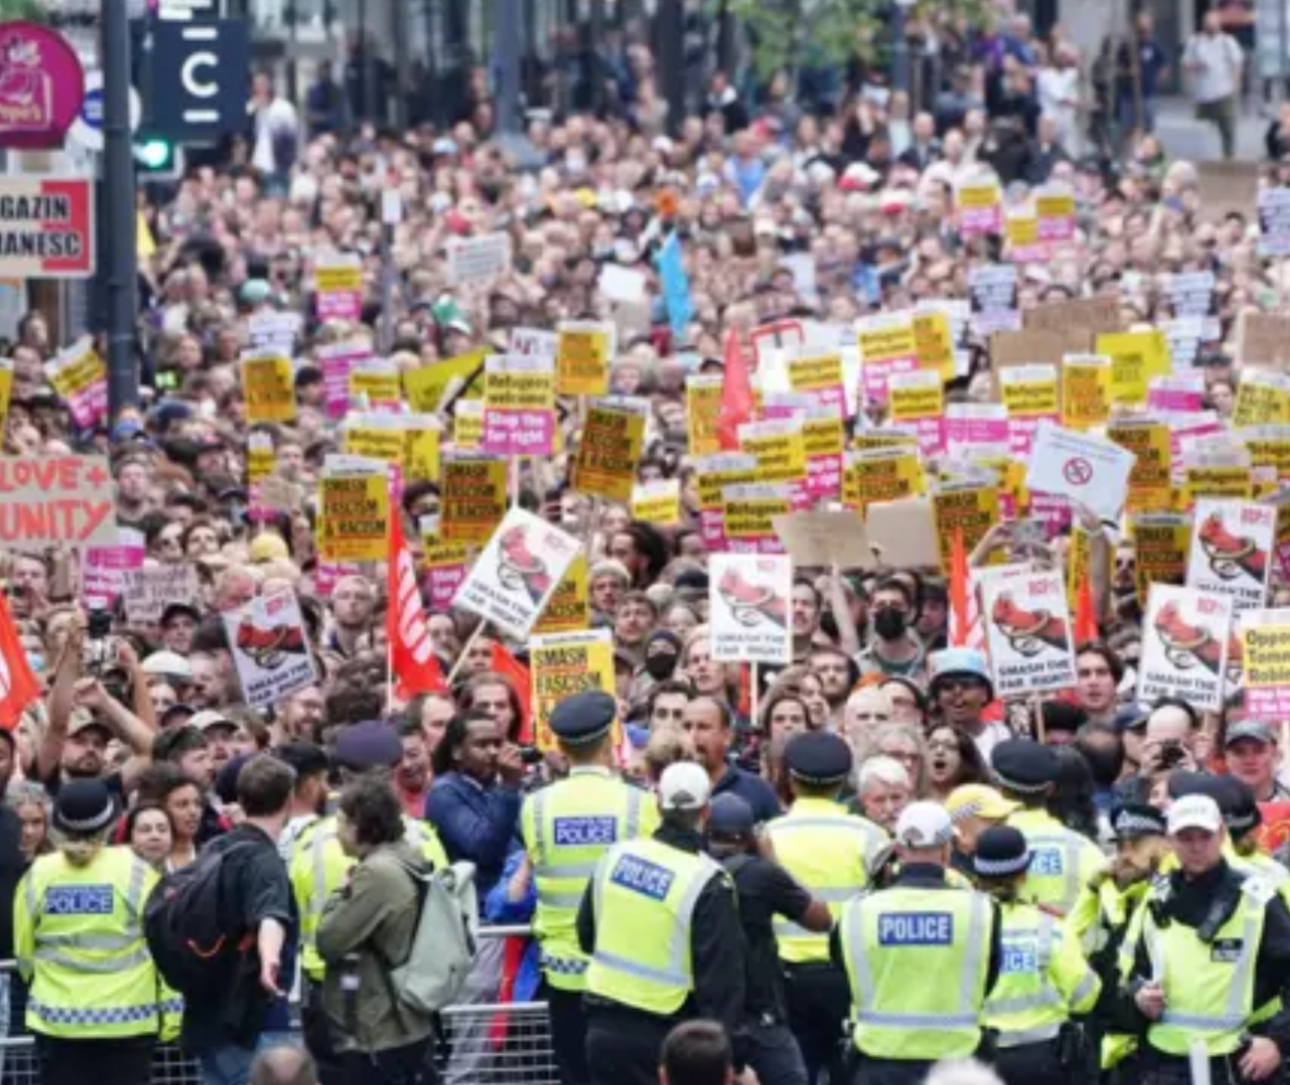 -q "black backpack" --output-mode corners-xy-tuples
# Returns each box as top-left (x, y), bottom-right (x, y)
(143, 843), (253, 994)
